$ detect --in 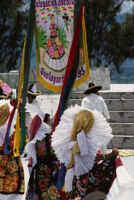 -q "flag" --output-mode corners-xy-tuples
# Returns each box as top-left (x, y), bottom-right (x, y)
(53, 0), (85, 128)
(35, 0), (90, 93)
(20, 0), (35, 154)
